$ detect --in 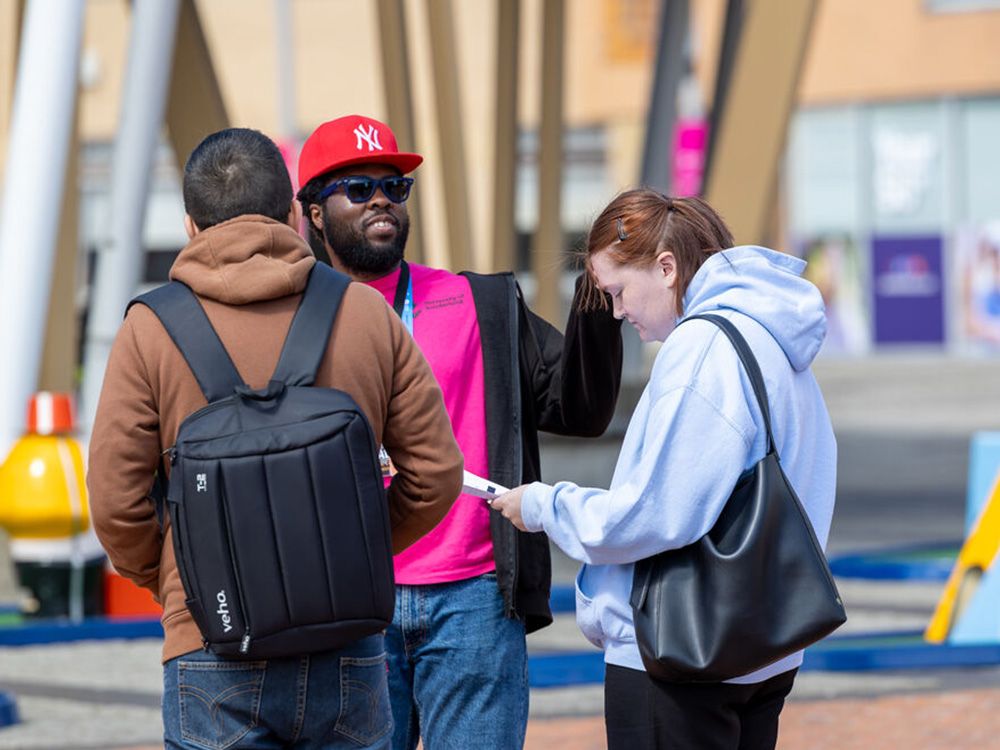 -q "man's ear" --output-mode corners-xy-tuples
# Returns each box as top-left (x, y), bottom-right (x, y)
(657, 250), (677, 288)
(309, 203), (324, 233)
(287, 201), (303, 230)
(184, 214), (200, 239)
